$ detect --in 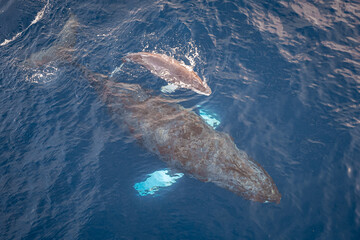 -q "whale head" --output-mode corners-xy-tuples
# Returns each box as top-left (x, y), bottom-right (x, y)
(221, 151), (281, 204)
(206, 134), (281, 204)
